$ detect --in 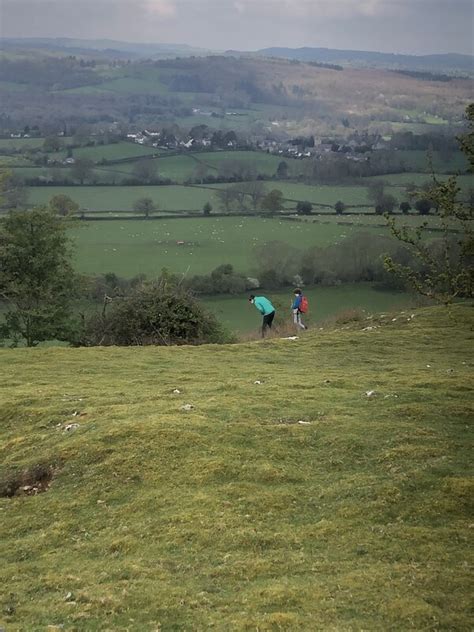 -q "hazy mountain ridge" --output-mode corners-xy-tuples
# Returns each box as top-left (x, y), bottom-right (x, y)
(0, 37), (211, 59)
(2, 38), (472, 74)
(254, 46), (474, 74)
